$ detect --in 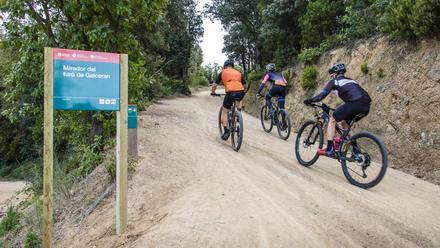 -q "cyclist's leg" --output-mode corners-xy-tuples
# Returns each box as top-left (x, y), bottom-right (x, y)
(323, 103), (353, 152)
(337, 102), (370, 154)
(234, 91), (245, 110)
(222, 93), (233, 128)
(276, 86), (287, 109)
(265, 92), (272, 110)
